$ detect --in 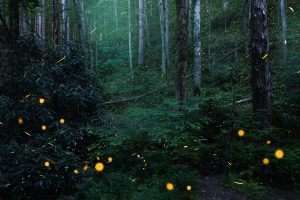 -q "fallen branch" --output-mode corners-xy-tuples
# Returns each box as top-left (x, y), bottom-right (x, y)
(226, 98), (252, 107)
